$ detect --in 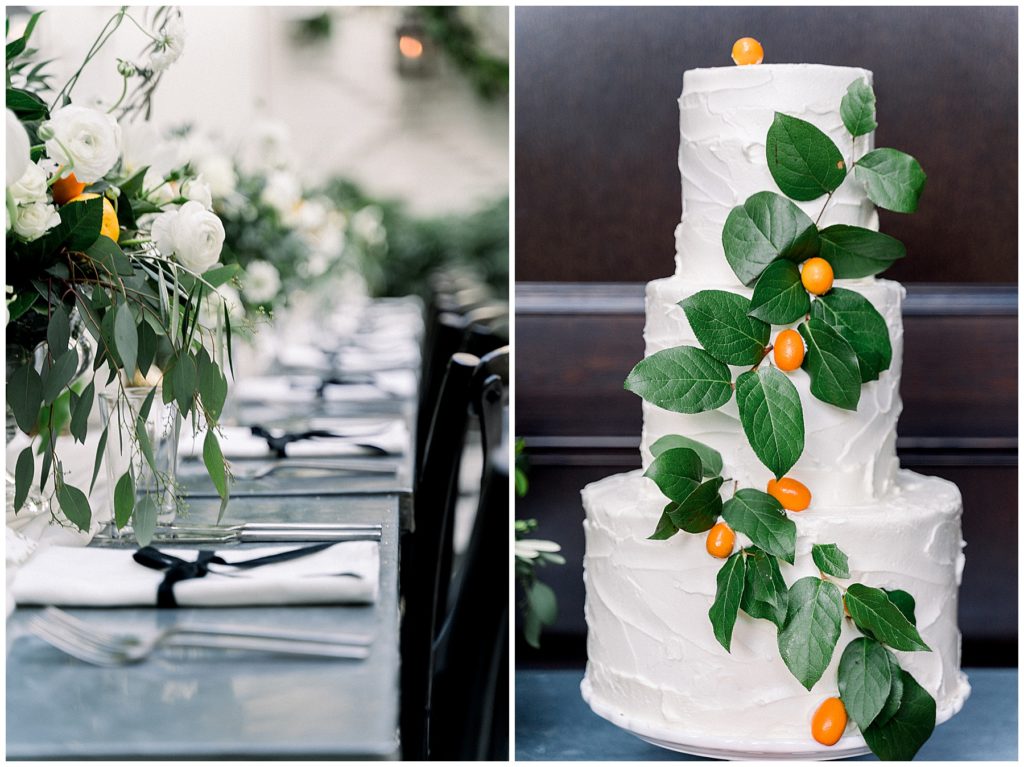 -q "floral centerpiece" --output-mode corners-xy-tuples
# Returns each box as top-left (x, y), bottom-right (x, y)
(6, 7), (235, 543)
